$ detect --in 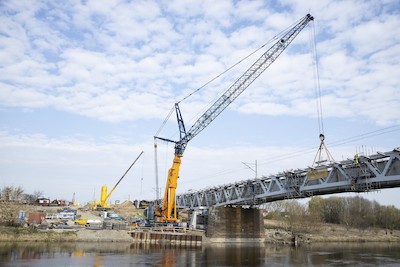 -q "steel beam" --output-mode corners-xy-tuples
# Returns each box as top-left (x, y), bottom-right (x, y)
(175, 148), (400, 209)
